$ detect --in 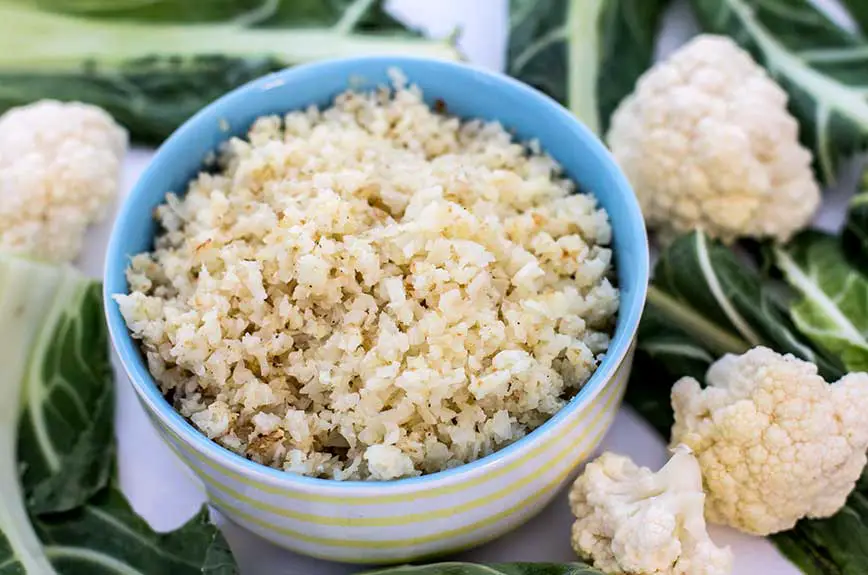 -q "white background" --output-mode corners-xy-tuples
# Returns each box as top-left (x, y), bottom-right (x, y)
(77, 1), (860, 573)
